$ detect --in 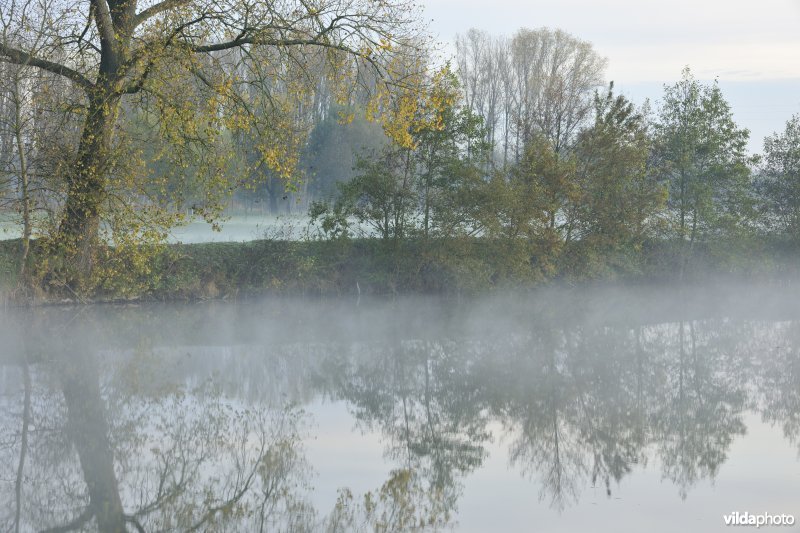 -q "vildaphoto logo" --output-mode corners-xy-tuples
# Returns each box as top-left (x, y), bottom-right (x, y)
(723, 512), (796, 528)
